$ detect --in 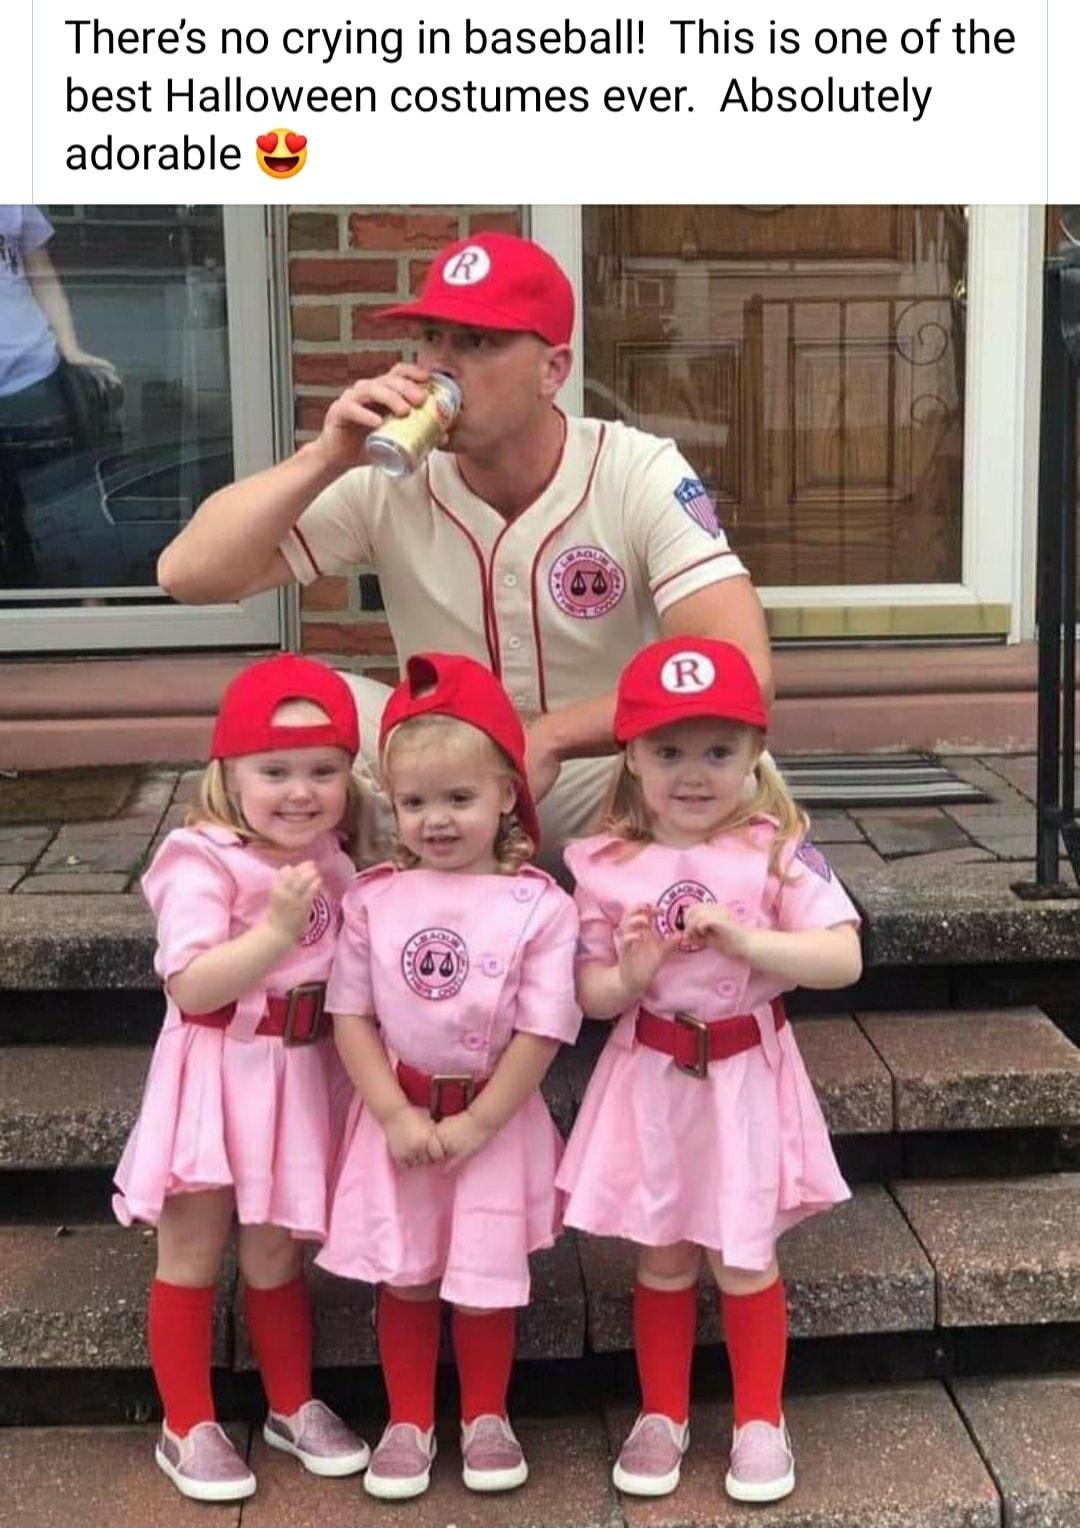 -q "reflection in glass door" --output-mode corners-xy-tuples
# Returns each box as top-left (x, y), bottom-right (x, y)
(0, 204), (281, 651)
(583, 206), (967, 590)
